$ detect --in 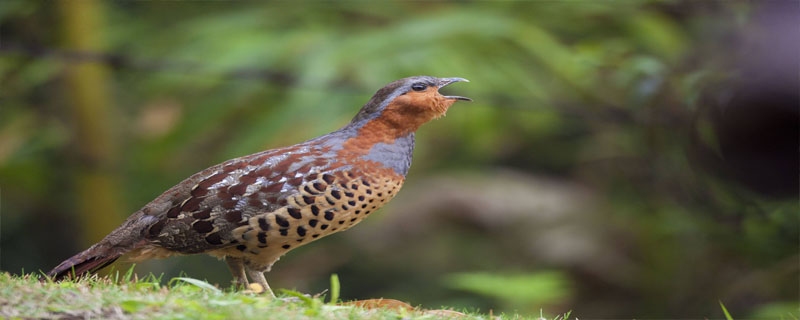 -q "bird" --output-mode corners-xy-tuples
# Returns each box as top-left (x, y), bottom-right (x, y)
(47, 76), (471, 296)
